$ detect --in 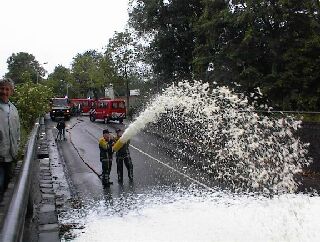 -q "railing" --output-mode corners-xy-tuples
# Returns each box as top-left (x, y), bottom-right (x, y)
(238, 110), (320, 114)
(0, 121), (40, 242)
